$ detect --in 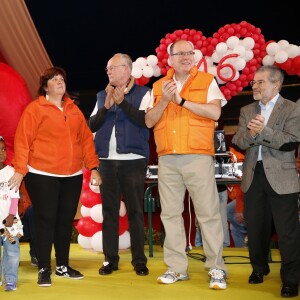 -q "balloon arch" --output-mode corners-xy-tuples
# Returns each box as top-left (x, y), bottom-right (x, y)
(77, 20), (300, 252)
